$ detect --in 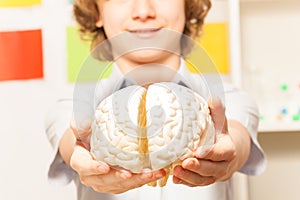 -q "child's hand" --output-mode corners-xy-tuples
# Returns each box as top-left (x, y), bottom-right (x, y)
(70, 117), (92, 150)
(172, 134), (236, 186)
(69, 115), (166, 194)
(172, 97), (250, 186)
(70, 145), (166, 194)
